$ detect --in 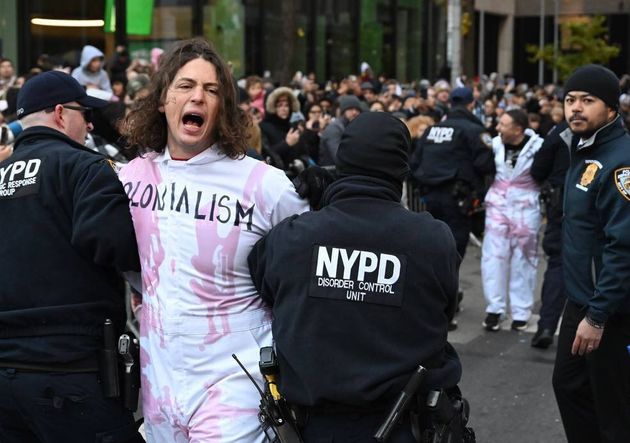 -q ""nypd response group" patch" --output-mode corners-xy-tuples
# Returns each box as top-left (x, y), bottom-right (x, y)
(0, 158), (42, 200)
(614, 167), (630, 201)
(309, 244), (407, 307)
